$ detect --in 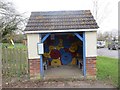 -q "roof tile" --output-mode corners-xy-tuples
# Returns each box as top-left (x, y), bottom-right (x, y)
(25, 10), (99, 31)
